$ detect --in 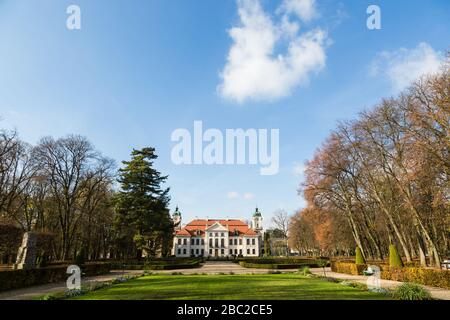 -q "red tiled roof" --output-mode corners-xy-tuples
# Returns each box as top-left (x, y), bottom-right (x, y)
(187, 219), (248, 227)
(175, 229), (191, 236)
(175, 219), (258, 237)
